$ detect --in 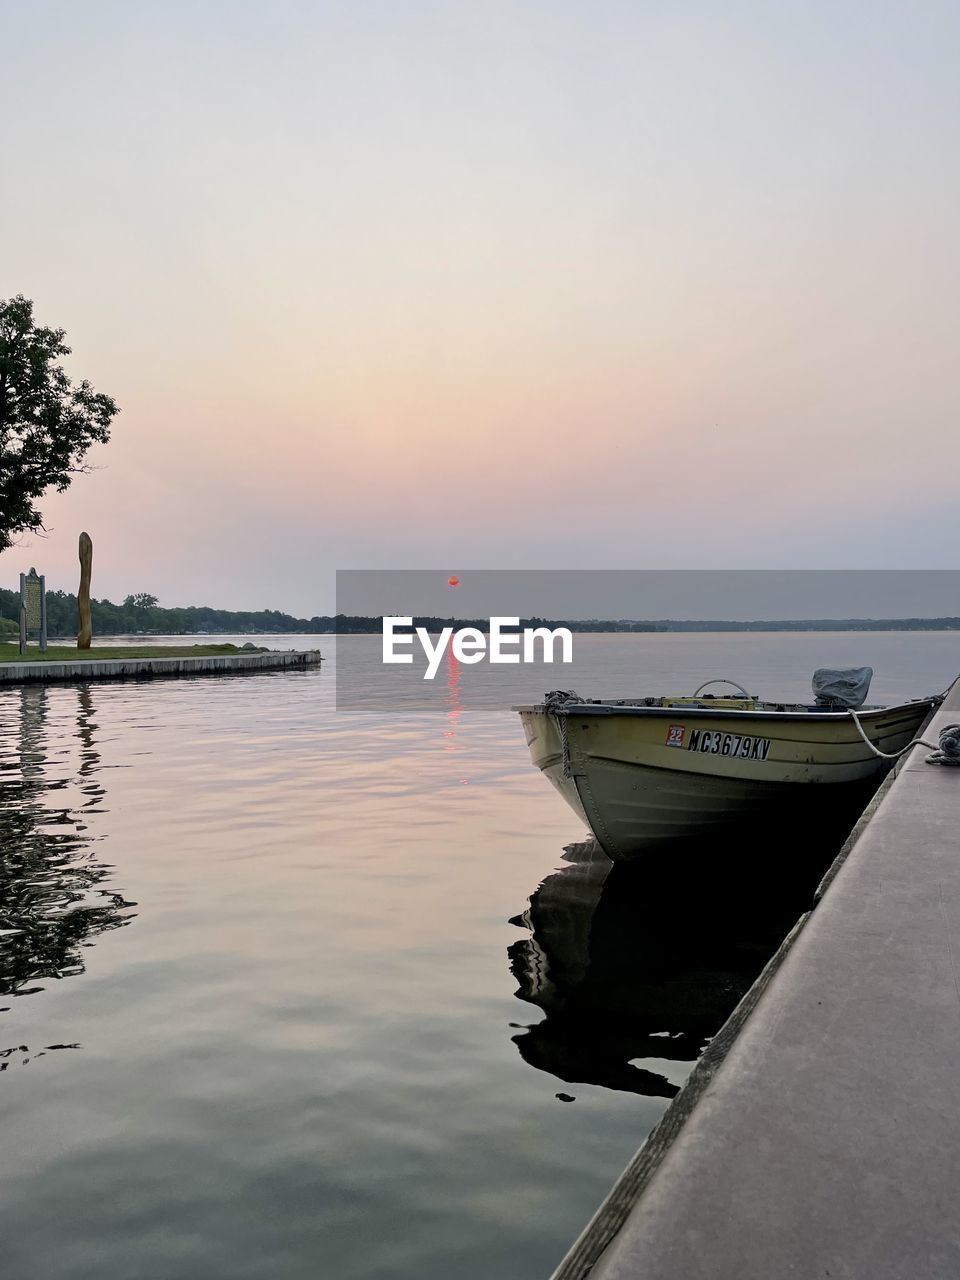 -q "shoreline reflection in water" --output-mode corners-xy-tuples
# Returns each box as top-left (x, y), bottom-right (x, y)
(0, 684), (136, 1068)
